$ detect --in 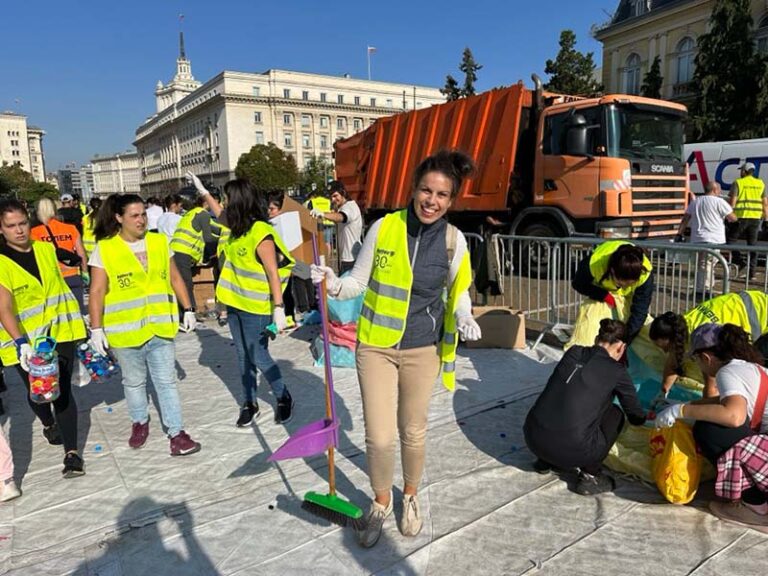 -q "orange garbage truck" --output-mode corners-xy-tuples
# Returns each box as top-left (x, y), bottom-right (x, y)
(334, 75), (689, 243)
